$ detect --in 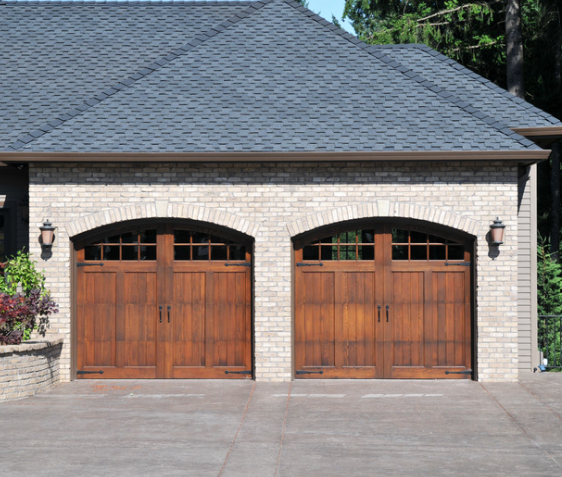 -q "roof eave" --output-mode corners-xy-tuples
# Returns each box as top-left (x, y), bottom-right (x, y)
(0, 150), (550, 166)
(512, 127), (562, 148)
